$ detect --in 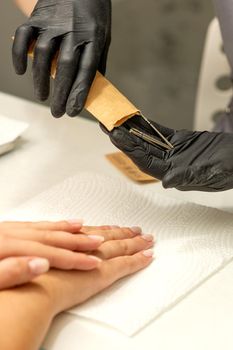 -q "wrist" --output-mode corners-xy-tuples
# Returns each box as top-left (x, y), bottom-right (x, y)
(0, 282), (55, 350)
(33, 272), (63, 317)
(35, 270), (75, 316)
